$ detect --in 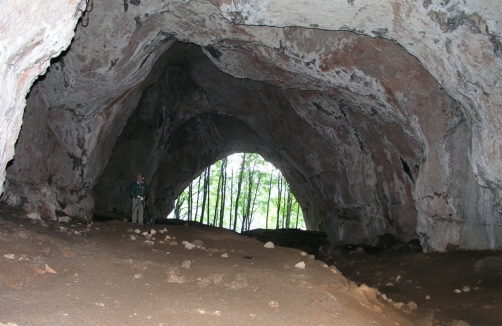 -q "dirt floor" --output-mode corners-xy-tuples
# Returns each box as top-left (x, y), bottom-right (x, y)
(0, 202), (500, 326)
